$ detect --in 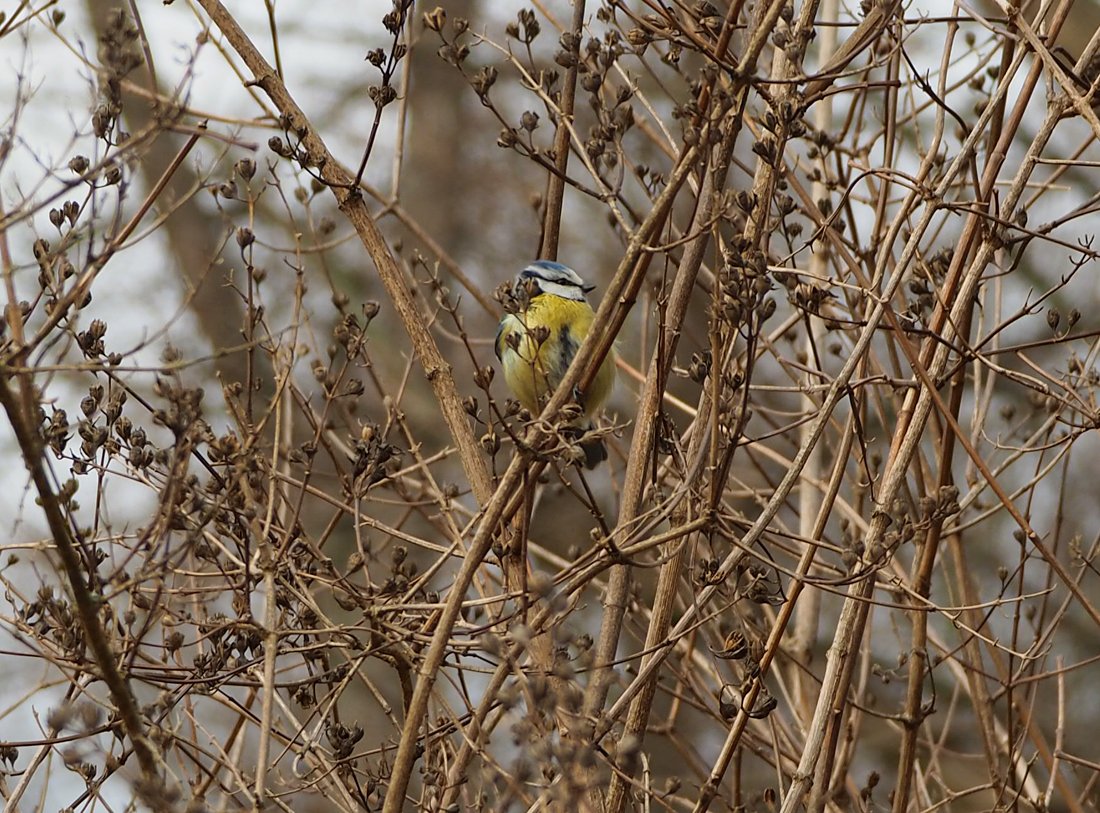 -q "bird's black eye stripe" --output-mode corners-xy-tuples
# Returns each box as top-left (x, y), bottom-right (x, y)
(520, 263), (590, 291)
